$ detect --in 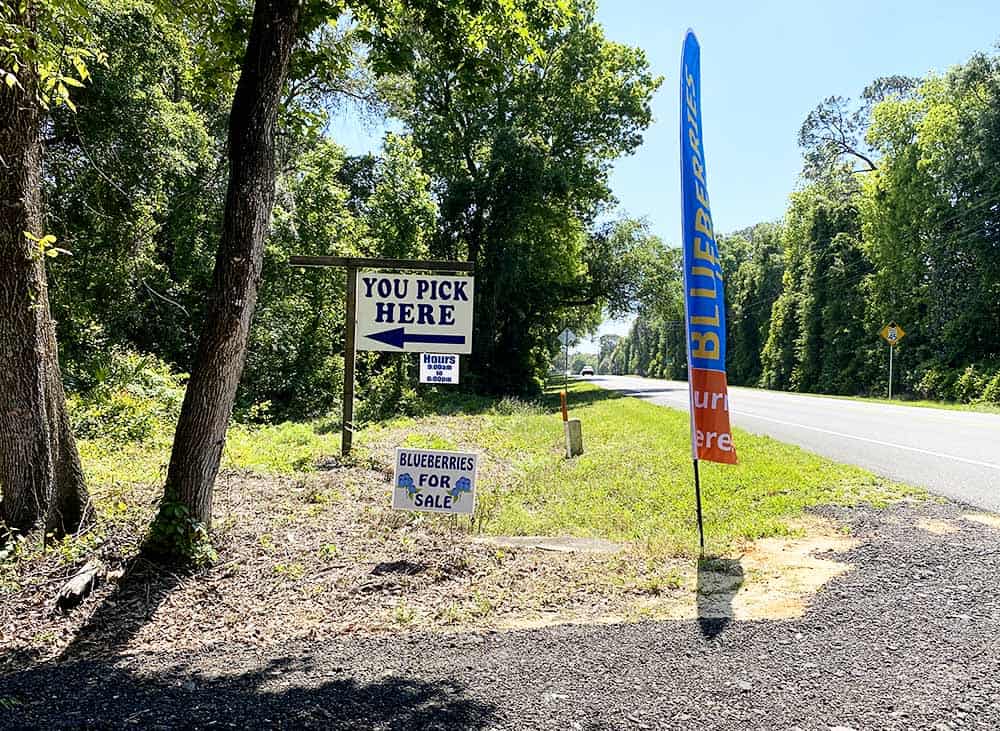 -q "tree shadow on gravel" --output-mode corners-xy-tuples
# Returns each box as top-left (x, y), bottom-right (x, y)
(0, 654), (496, 729)
(696, 557), (744, 639)
(57, 555), (185, 661)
